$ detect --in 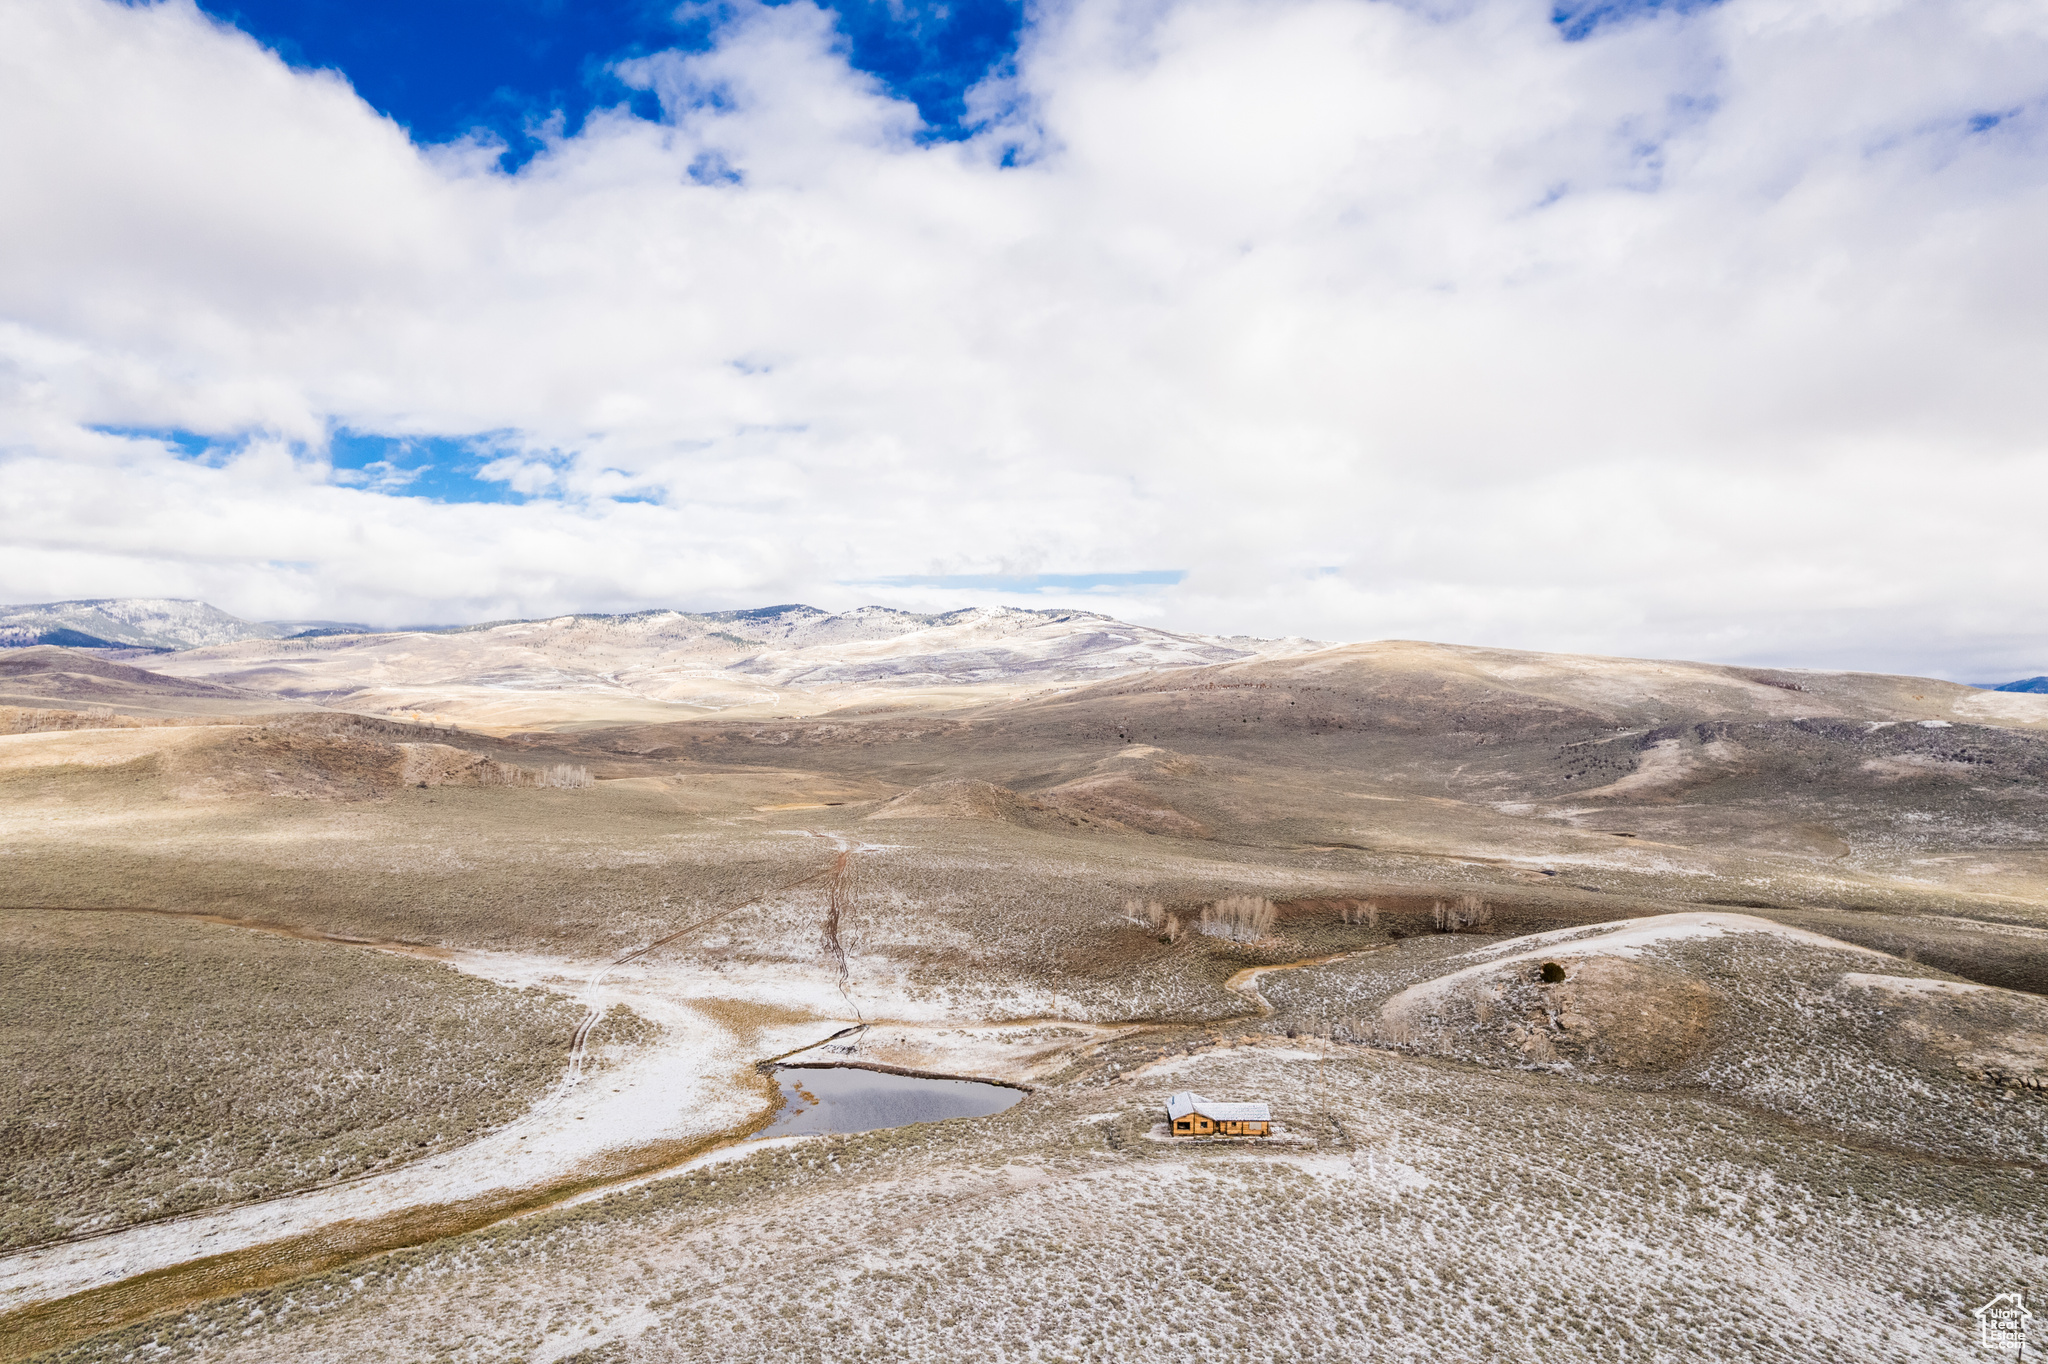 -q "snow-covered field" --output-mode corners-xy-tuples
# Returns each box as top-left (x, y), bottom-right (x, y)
(48, 1040), (2044, 1364)
(0, 925), (1143, 1327)
(0, 943), (797, 1320)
